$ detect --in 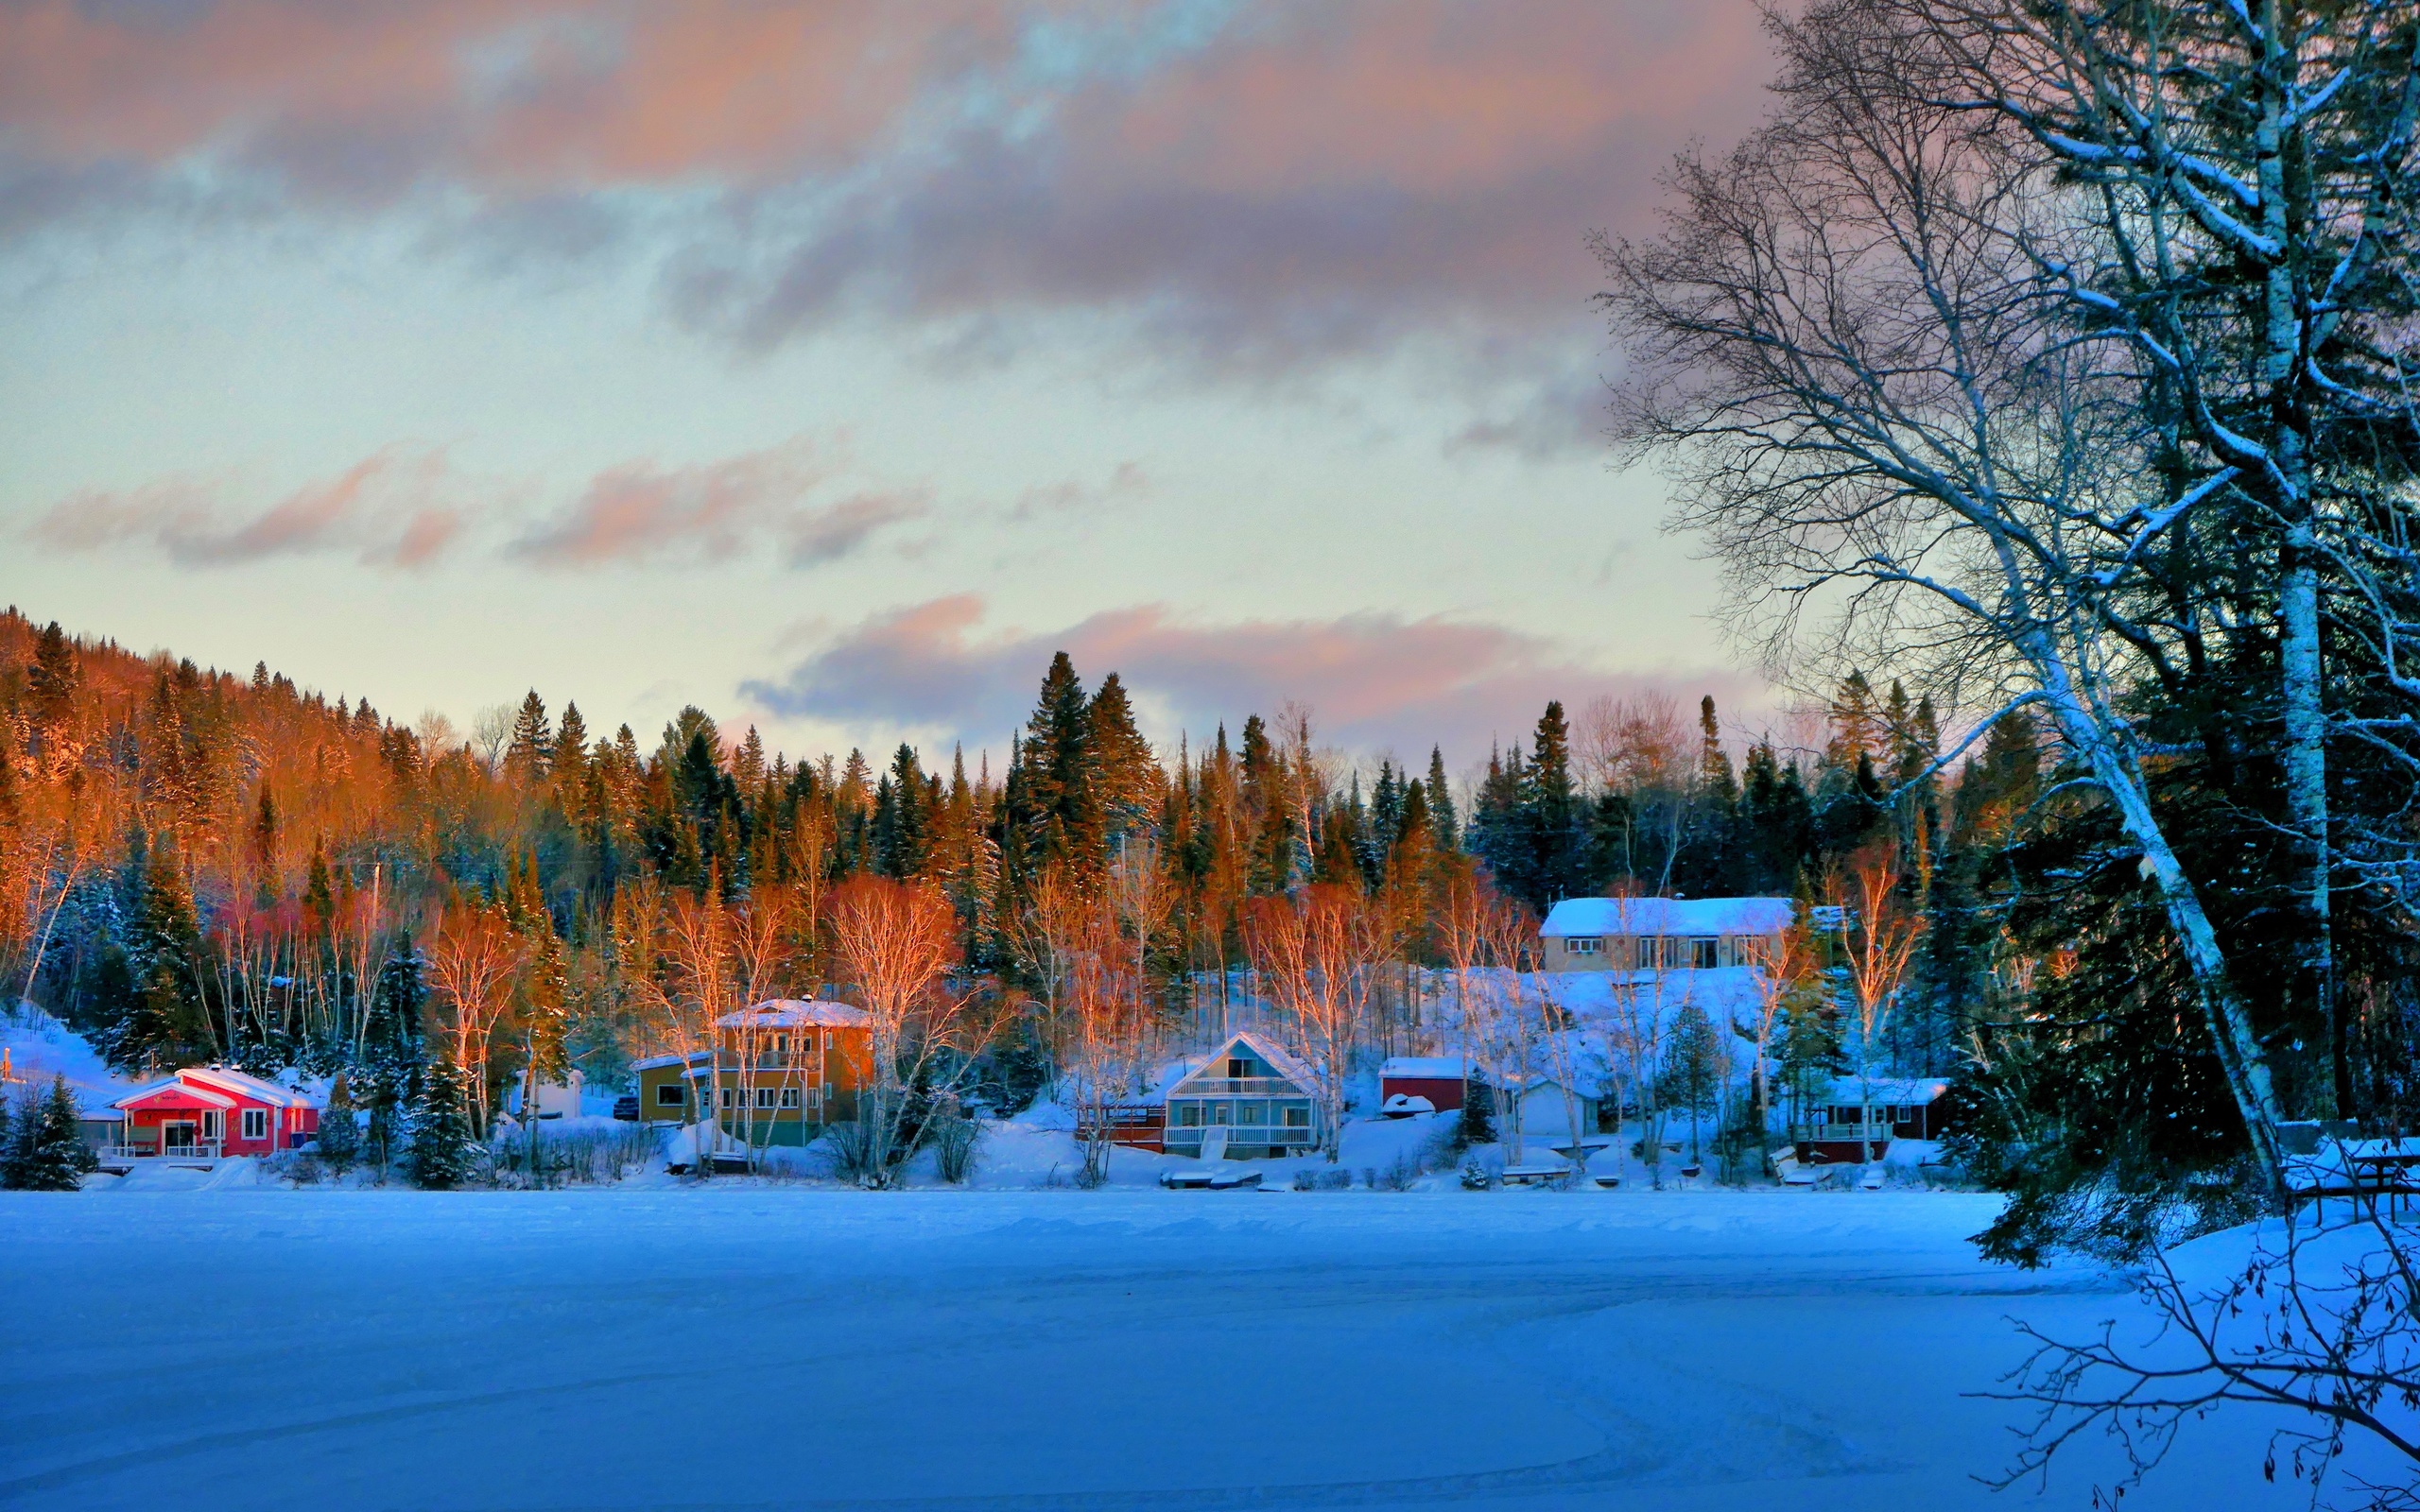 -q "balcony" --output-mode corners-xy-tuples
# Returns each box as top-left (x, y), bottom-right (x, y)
(1175, 1078), (1302, 1096)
